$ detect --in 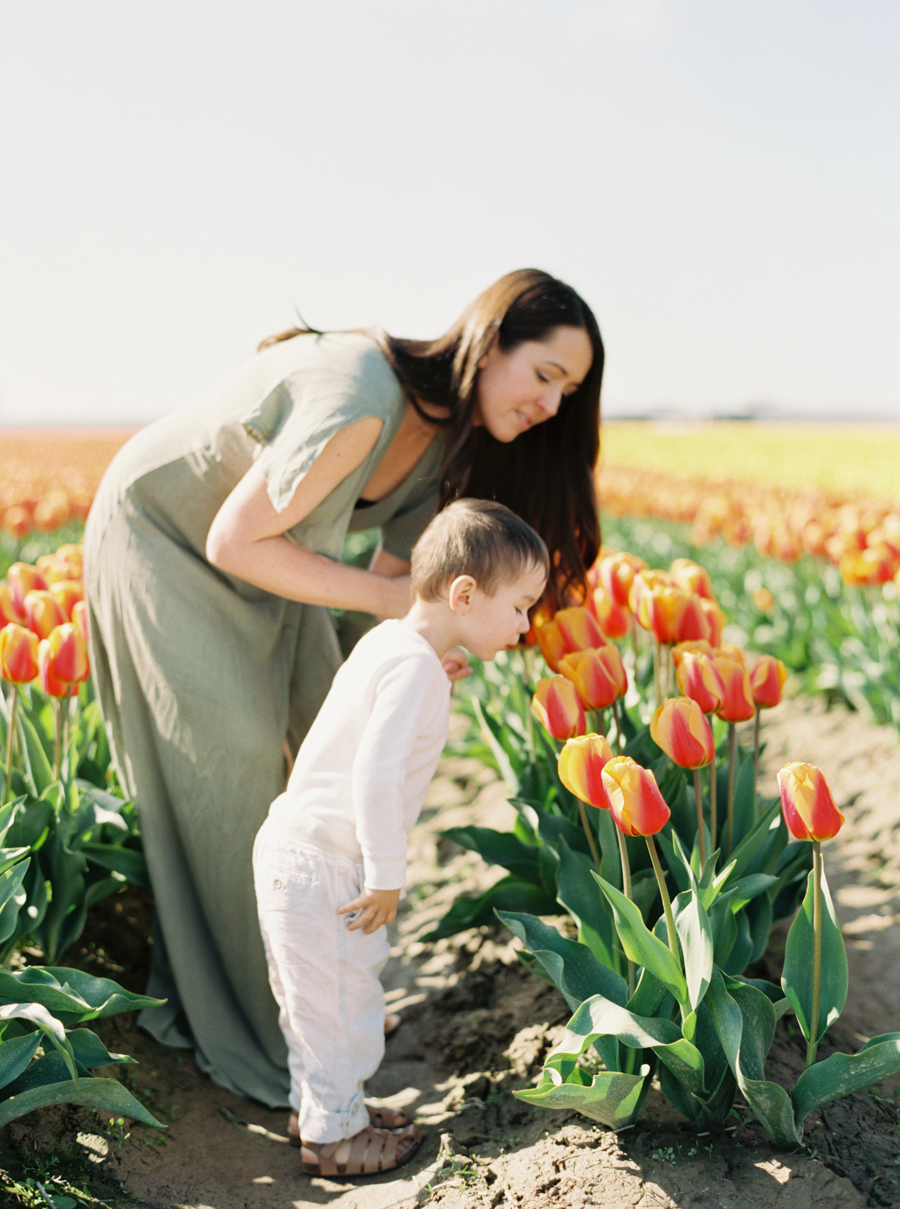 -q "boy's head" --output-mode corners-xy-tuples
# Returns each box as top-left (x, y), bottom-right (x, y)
(410, 499), (549, 660)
